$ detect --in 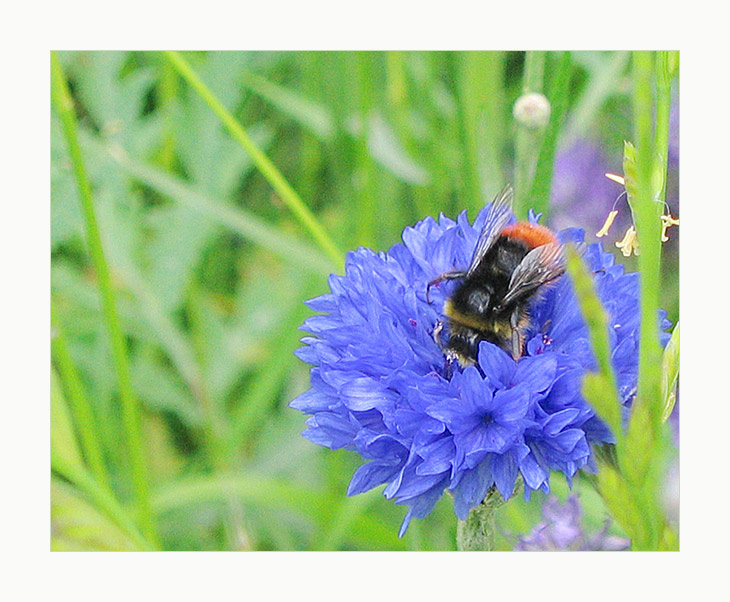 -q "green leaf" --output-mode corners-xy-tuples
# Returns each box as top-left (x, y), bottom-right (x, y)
(563, 51), (631, 144)
(51, 367), (84, 473)
(101, 141), (338, 275)
(596, 464), (645, 545)
(241, 70), (336, 140)
(51, 478), (142, 551)
(367, 112), (430, 186)
(661, 321), (680, 422)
